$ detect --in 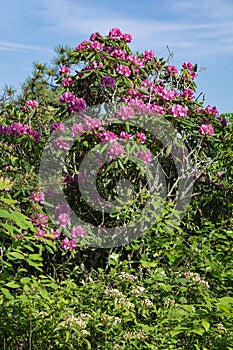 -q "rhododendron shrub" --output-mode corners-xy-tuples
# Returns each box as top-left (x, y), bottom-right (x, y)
(0, 28), (229, 251)
(37, 28), (227, 246)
